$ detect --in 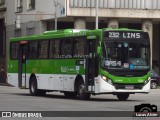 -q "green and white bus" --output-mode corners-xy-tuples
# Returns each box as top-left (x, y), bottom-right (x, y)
(7, 28), (151, 100)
